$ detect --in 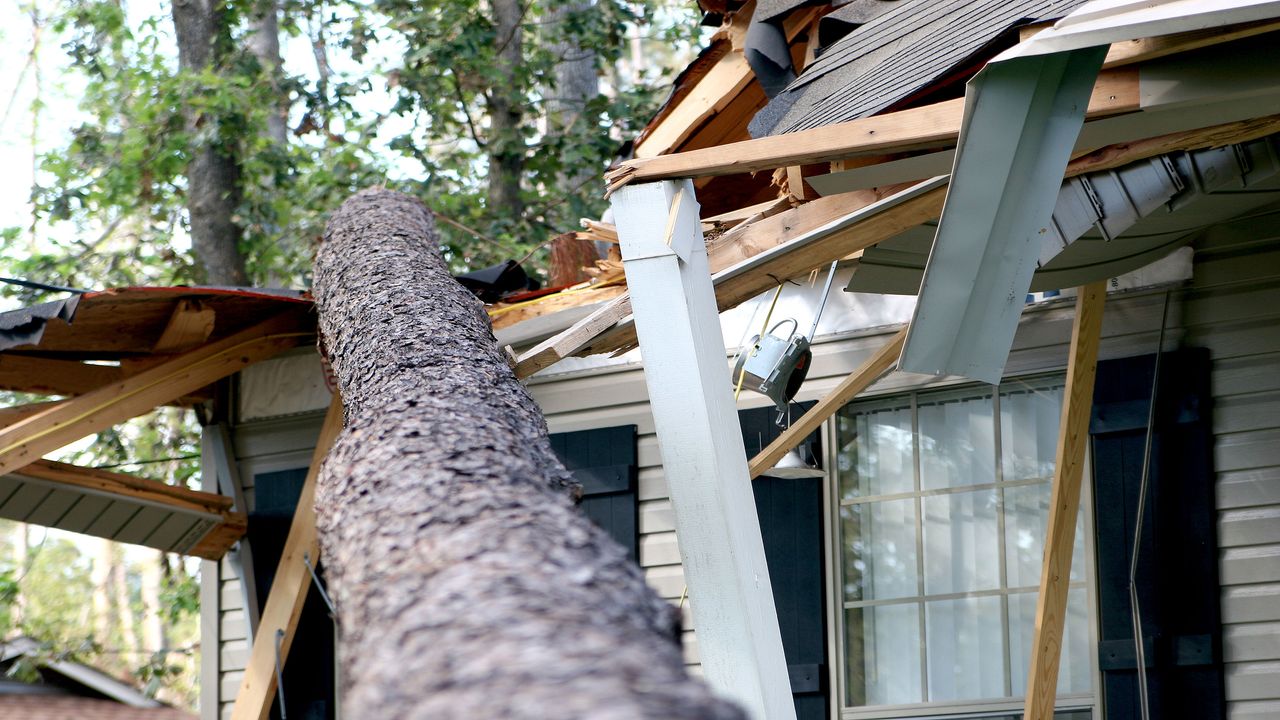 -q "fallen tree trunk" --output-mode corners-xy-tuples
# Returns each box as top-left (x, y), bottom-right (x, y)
(312, 188), (743, 719)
